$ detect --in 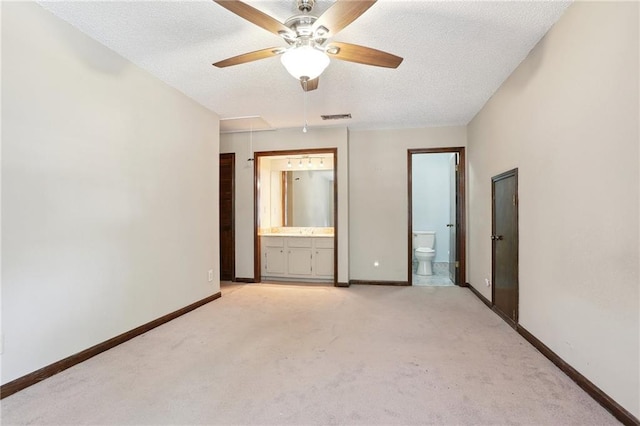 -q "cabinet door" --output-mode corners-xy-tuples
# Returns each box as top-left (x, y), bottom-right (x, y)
(314, 248), (334, 277)
(287, 249), (313, 275)
(265, 247), (286, 275)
